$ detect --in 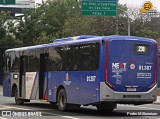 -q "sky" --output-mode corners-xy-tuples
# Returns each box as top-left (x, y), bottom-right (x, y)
(119, 0), (160, 12)
(0, 0), (160, 12)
